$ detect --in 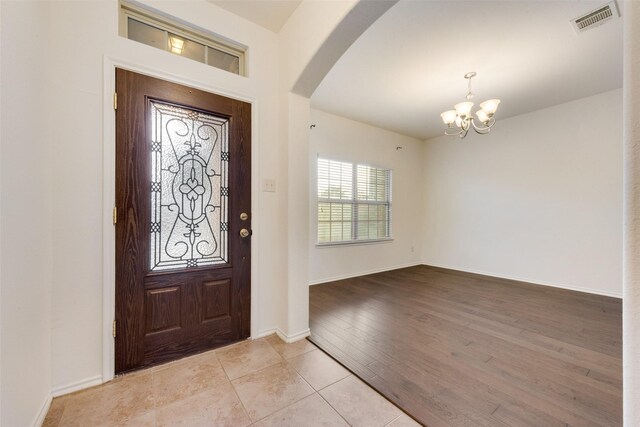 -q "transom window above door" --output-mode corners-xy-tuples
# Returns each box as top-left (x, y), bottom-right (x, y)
(317, 158), (392, 245)
(119, 1), (246, 76)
